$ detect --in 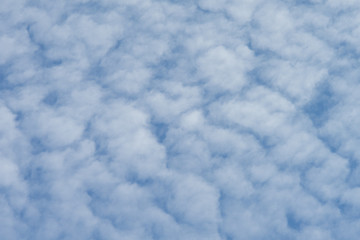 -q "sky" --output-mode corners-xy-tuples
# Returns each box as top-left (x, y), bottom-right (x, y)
(1, 0), (360, 239)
